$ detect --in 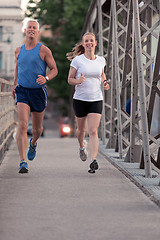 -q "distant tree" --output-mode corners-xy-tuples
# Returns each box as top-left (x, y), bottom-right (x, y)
(26, 0), (90, 117)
